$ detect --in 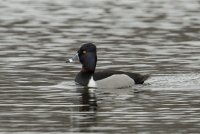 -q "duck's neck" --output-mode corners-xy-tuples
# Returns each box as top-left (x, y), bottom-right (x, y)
(81, 67), (95, 73)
